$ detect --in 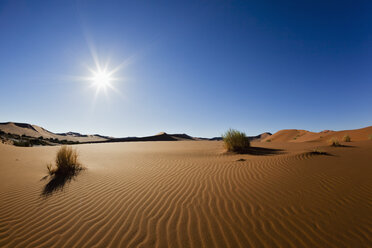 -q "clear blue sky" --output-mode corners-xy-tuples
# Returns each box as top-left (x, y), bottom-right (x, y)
(0, 0), (371, 138)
